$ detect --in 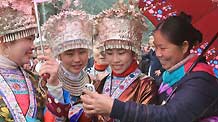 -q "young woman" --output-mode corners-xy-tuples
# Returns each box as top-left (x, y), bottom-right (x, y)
(81, 12), (218, 122)
(87, 44), (111, 81)
(34, 36), (52, 57)
(81, 3), (158, 122)
(39, 10), (94, 122)
(0, 0), (45, 121)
